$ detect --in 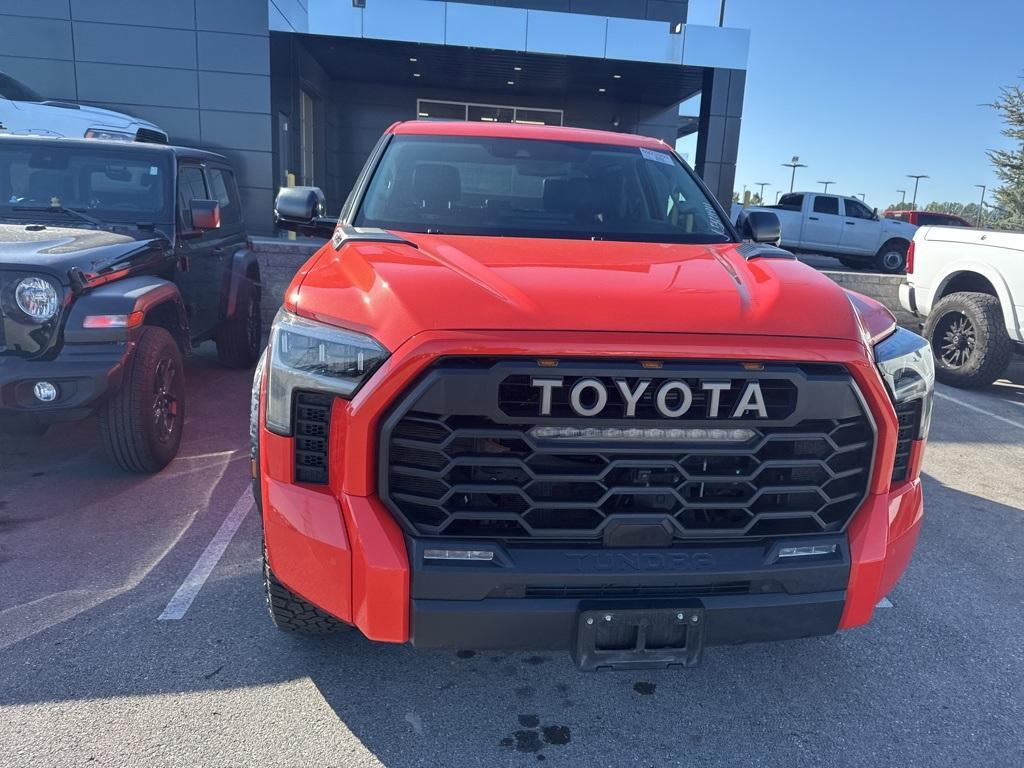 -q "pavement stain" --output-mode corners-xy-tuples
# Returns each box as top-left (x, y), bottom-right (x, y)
(633, 681), (657, 695)
(500, 717), (572, 756)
